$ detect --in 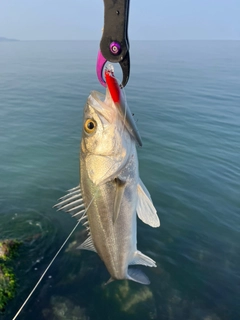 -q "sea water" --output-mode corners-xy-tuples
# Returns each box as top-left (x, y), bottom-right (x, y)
(0, 40), (240, 320)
